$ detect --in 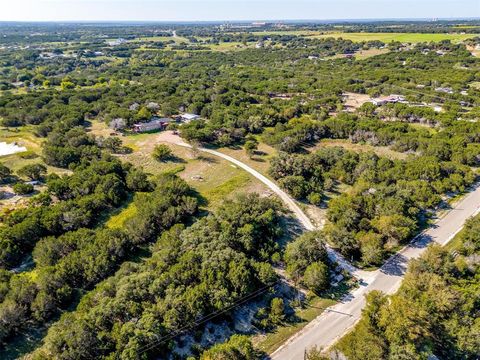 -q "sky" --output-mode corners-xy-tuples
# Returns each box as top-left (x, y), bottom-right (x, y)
(0, 0), (479, 22)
